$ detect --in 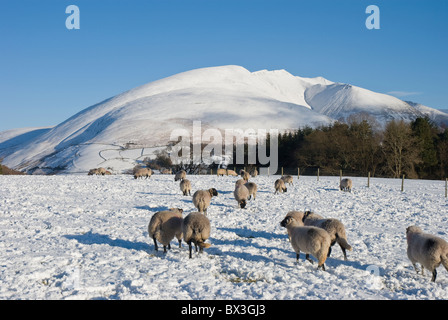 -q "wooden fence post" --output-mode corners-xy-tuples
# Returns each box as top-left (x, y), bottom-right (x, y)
(298, 168), (300, 180)
(401, 174), (405, 192)
(317, 168), (320, 181)
(367, 172), (370, 188)
(445, 178), (447, 198)
(339, 169), (342, 185)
